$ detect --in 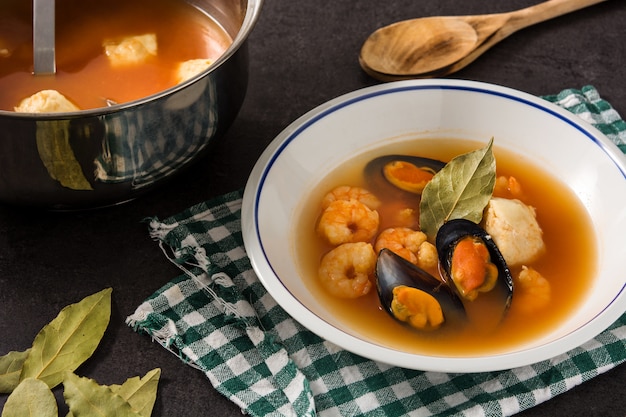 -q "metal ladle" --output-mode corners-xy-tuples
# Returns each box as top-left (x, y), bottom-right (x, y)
(32, 1), (118, 106)
(33, 0), (56, 75)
